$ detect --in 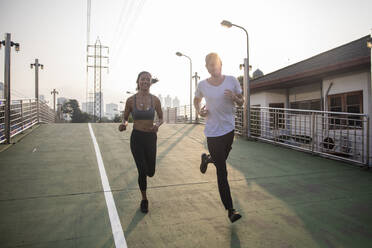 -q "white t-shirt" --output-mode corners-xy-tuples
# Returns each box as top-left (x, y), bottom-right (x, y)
(195, 75), (242, 137)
